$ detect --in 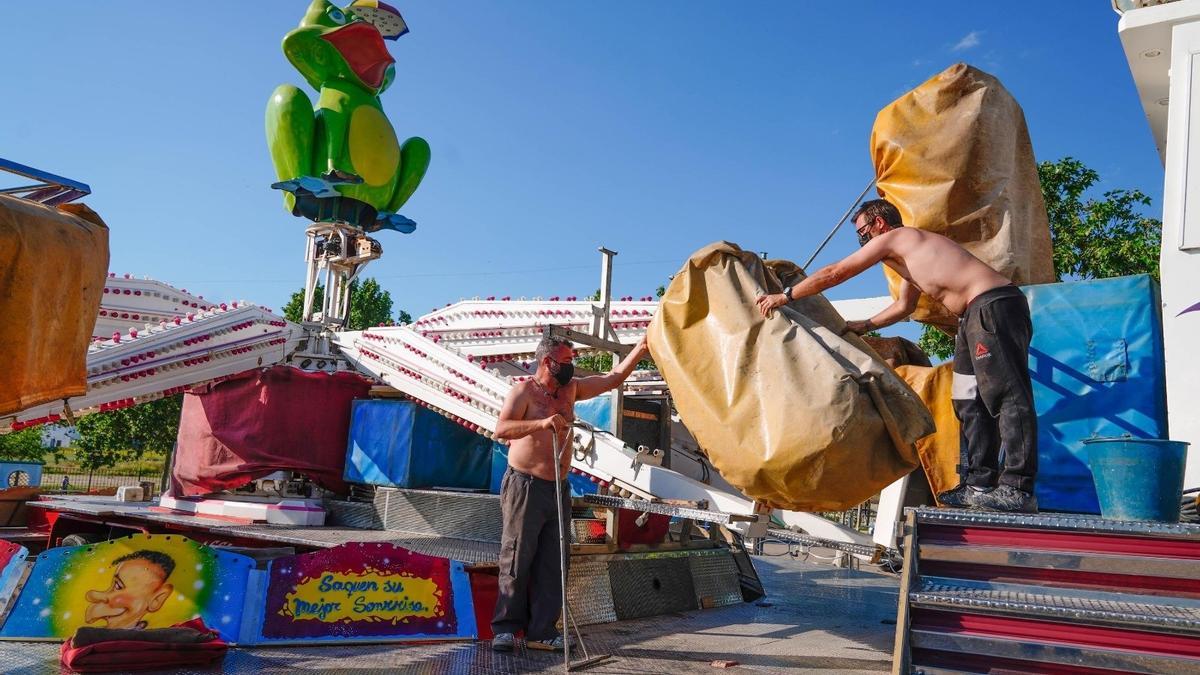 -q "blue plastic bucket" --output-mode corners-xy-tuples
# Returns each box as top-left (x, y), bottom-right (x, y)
(1082, 436), (1188, 522)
